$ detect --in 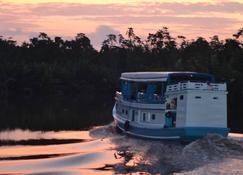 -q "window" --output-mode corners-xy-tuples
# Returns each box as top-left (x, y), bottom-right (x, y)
(213, 97), (218, 100)
(125, 110), (128, 115)
(132, 116), (135, 121)
(151, 114), (156, 120)
(122, 109), (124, 114)
(195, 96), (201, 99)
(155, 83), (162, 96)
(143, 113), (146, 121)
(180, 95), (184, 100)
(132, 110), (135, 121)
